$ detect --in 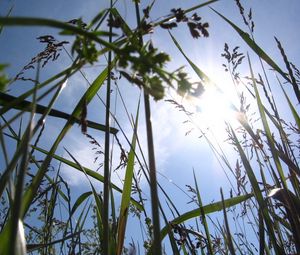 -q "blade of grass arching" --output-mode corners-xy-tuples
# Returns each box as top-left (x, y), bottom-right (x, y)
(230, 126), (284, 254)
(247, 54), (287, 189)
(0, 92), (118, 134)
(70, 192), (92, 217)
(193, 171), (213, 255)
(211, 8), (289, 83)
(0, 17), (120, 52)
(159, 193), (253, 241)
(116, 102), (139, 255)
(220, 188), (236, 255)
